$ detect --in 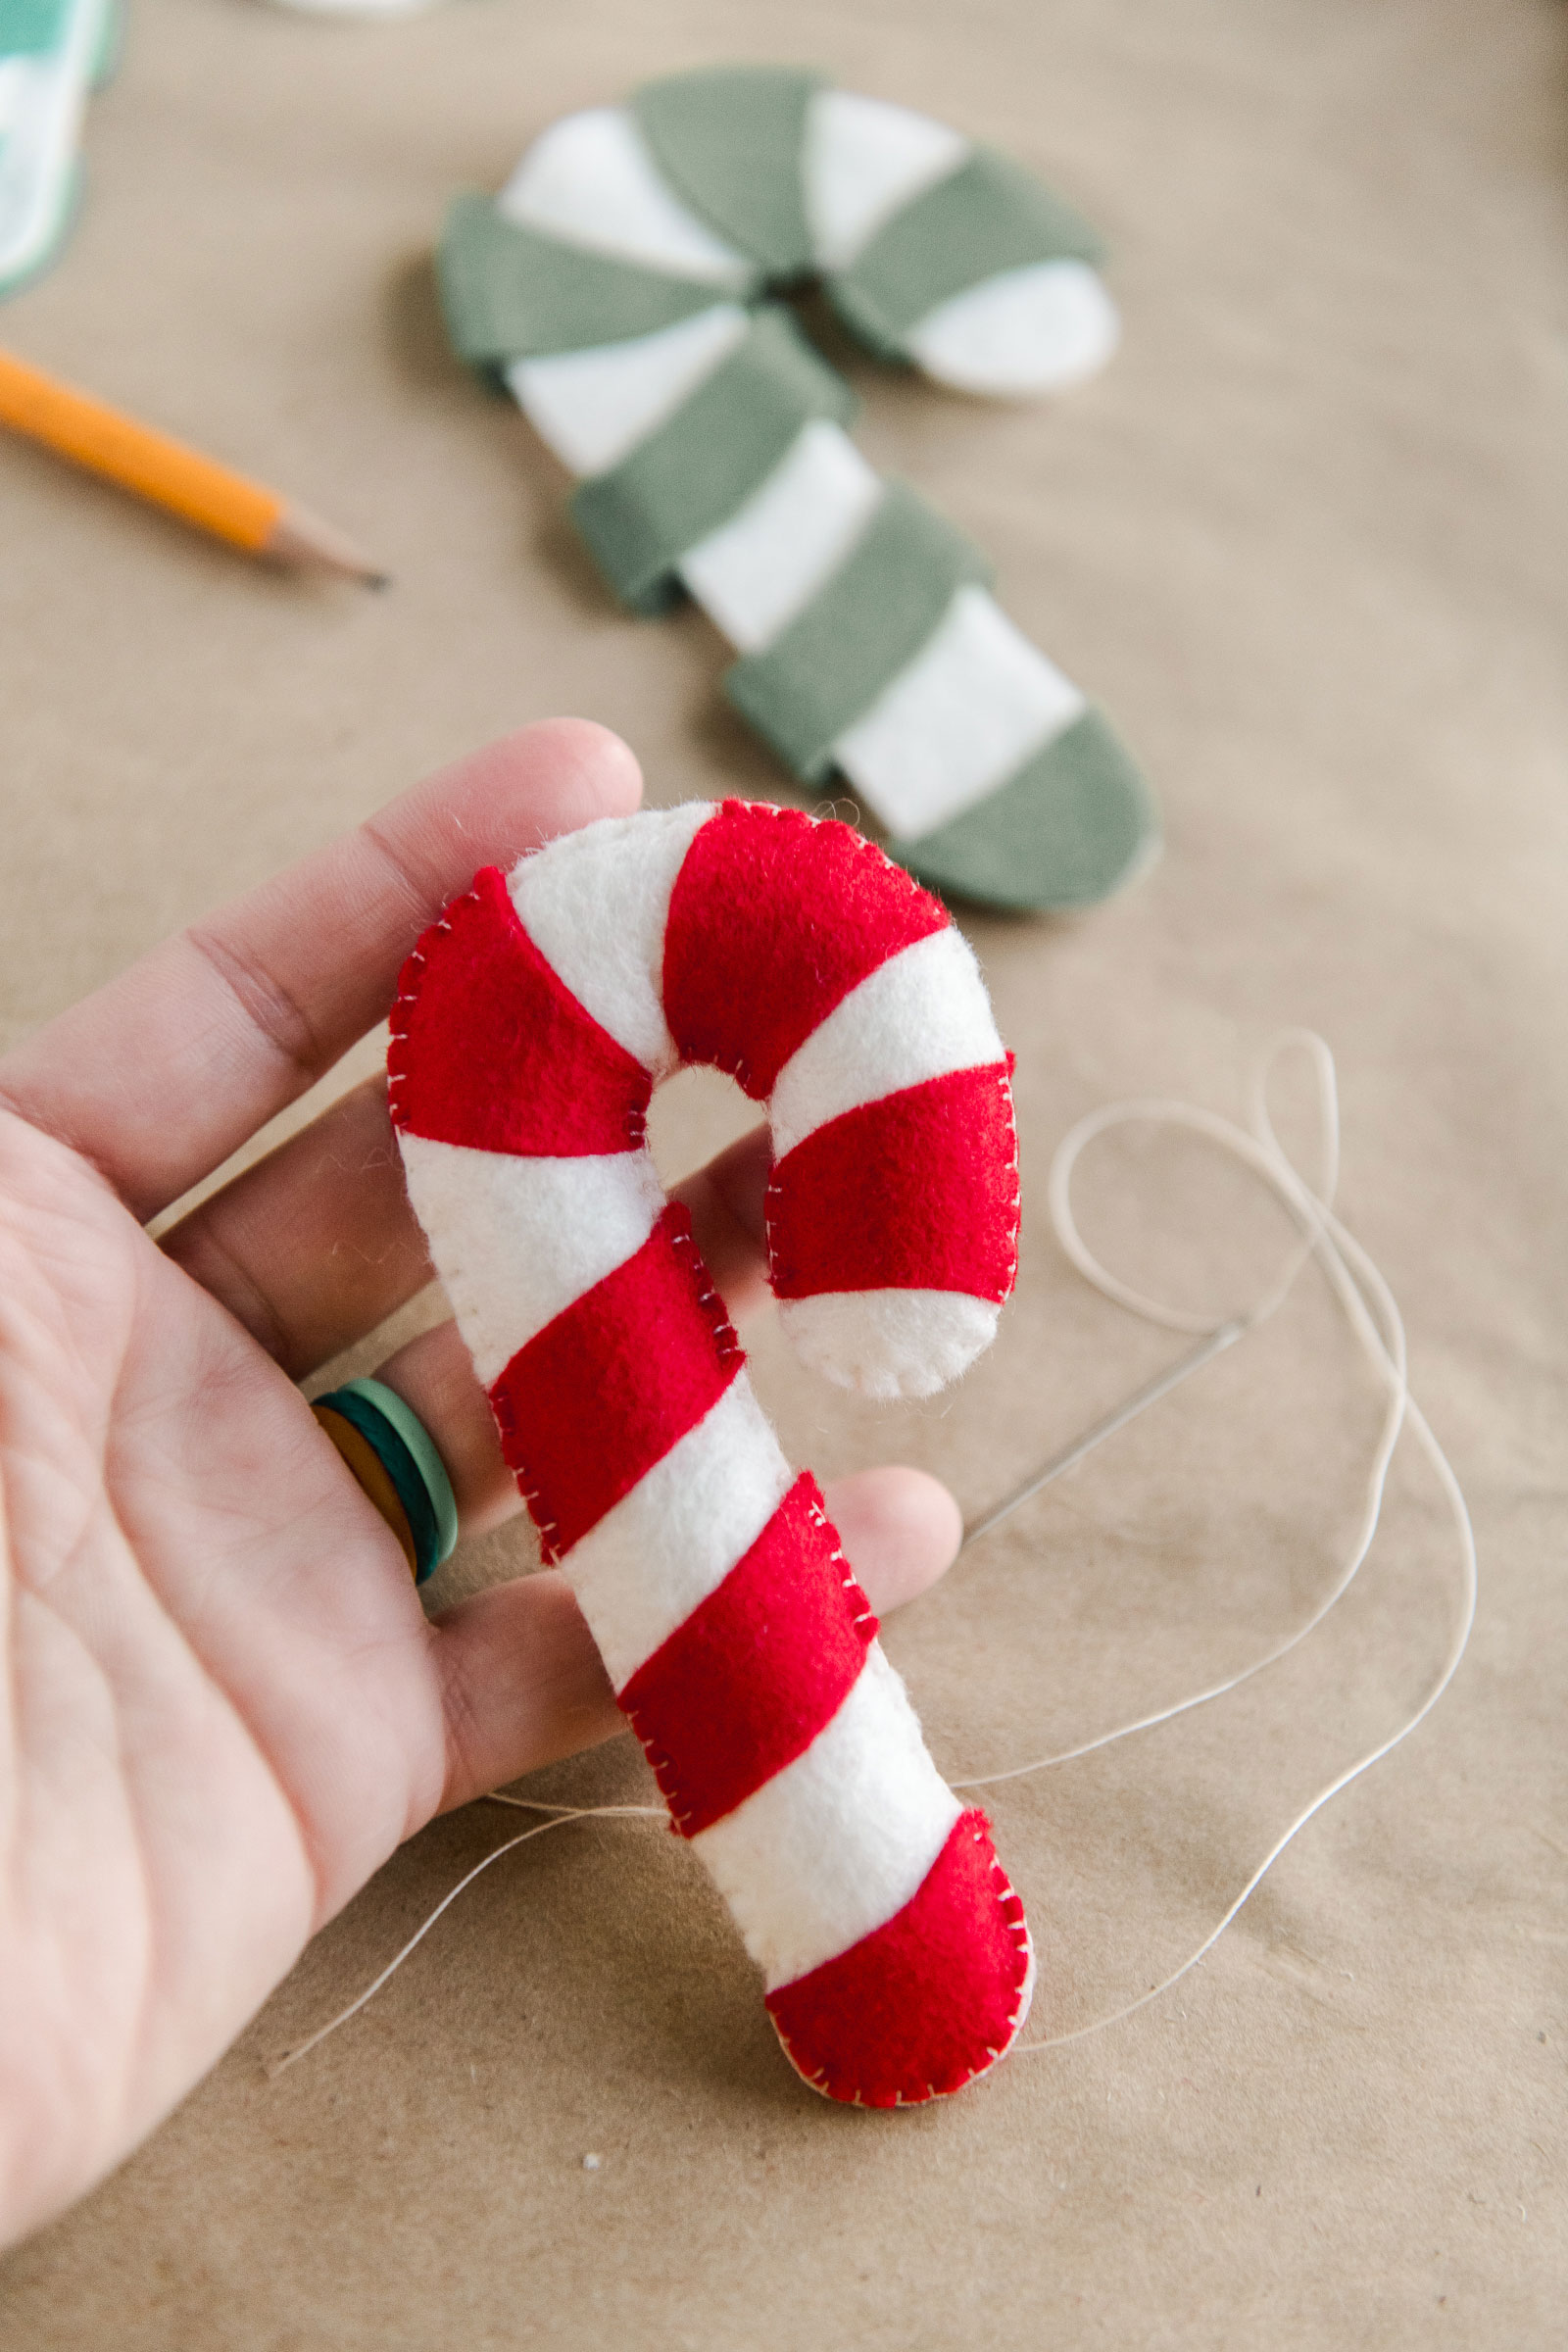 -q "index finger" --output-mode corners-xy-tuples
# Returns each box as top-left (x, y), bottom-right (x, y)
(0, 720), (642, 1222)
